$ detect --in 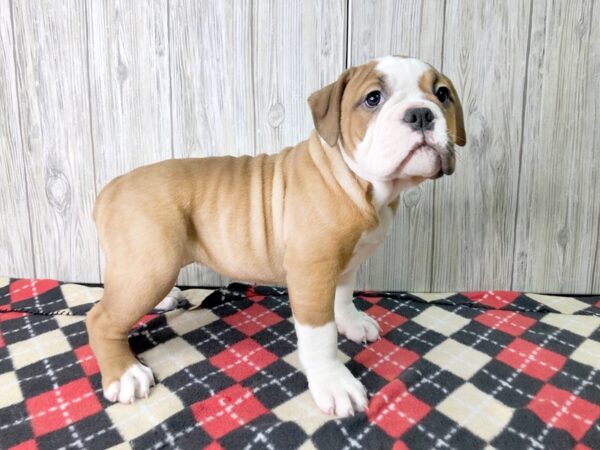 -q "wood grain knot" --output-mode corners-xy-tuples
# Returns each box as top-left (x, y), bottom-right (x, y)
(45, 169), (70, 213)
(117, 61), (129, 83)
(402, 186), (422, 208)
(267, 102), (285, 128)
(557, 227), (570, 247)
